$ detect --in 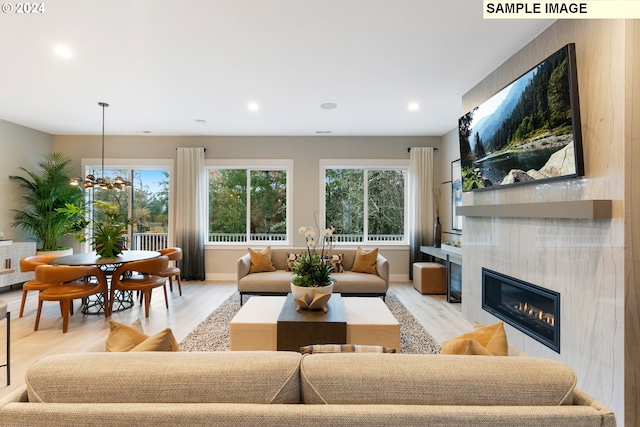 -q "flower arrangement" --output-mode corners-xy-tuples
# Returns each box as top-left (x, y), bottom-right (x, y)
(291, 224), (336, 288)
